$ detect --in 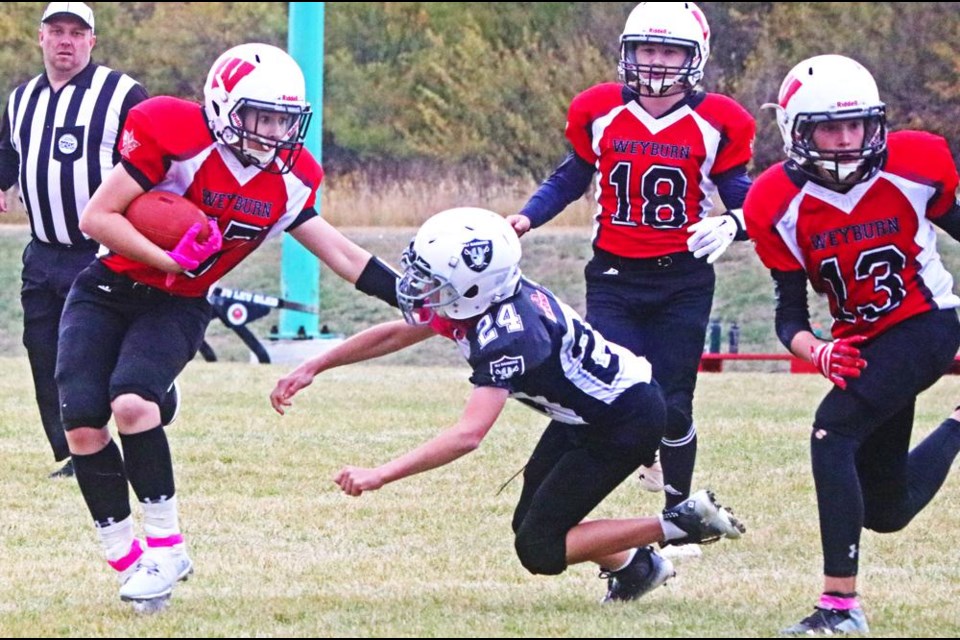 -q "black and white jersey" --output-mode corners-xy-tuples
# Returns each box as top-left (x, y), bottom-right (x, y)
(0, 63), (147, 247)
(444, 278), (654, 425)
